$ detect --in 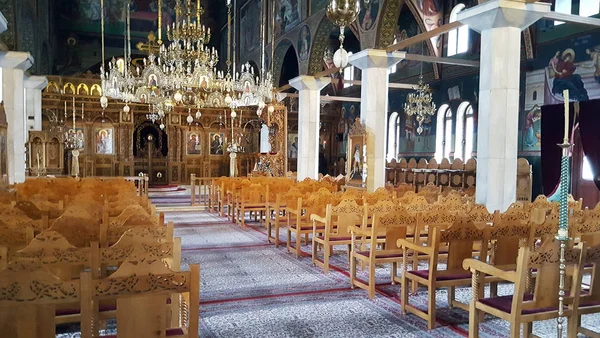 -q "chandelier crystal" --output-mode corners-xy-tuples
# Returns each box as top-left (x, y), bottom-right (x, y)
(404, 75), (436, 135)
